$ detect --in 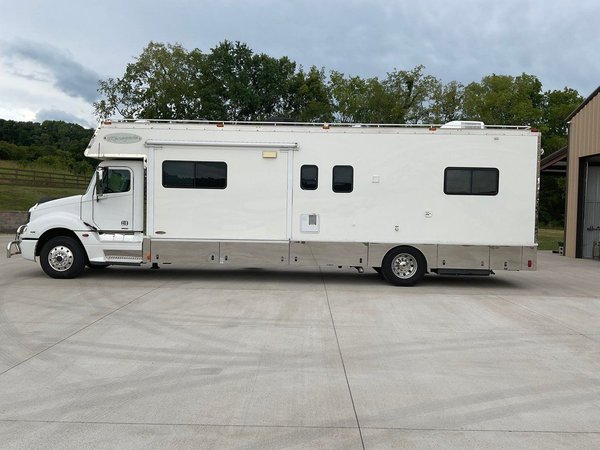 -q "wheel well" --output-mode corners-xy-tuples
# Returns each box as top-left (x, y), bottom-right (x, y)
(35, 229), (85, 259)
(382, 245), (428, 273)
